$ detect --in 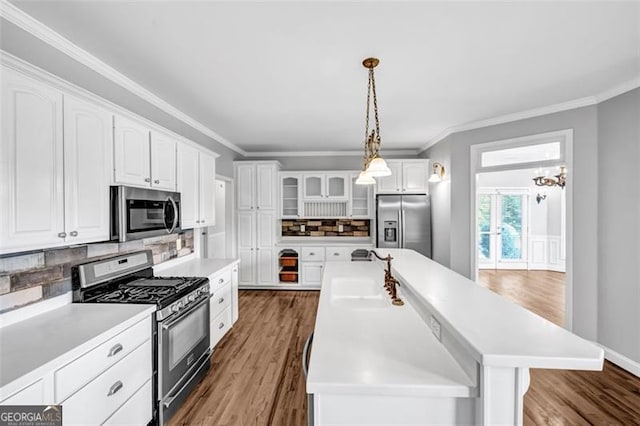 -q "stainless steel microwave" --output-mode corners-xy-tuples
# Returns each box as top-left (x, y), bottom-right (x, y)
(110, 186), (181, 242)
